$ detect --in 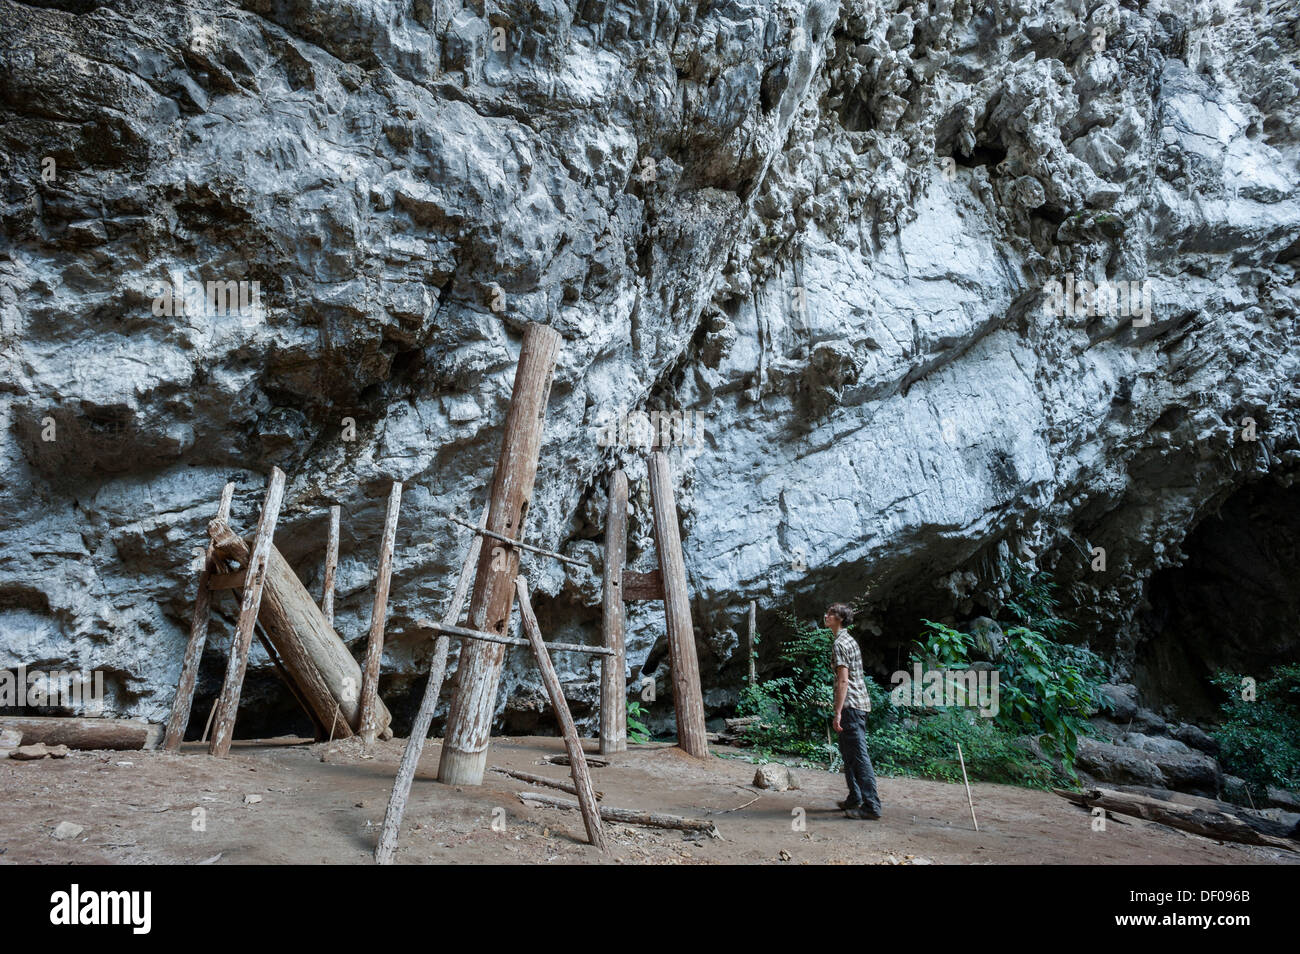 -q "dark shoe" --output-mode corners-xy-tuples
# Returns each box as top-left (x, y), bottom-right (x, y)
(837, 798), (862, 810)
(844, 807), (881, 820)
